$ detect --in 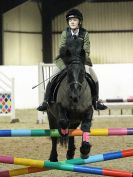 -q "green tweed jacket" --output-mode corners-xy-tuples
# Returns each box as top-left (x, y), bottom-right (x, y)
(54, 28), (92, 70)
